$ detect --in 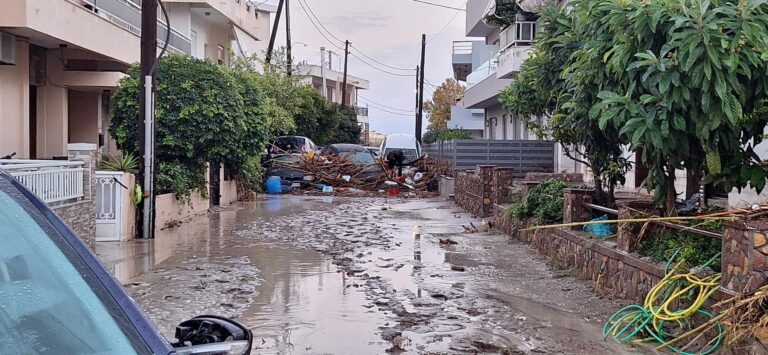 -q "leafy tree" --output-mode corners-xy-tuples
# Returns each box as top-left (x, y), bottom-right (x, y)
(422, 129), (474, 144)
(579, 0), (768, 213)
(111, 55), (269, 198)
(424, 79), (465, 132)
(500, 4), (629, 207)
